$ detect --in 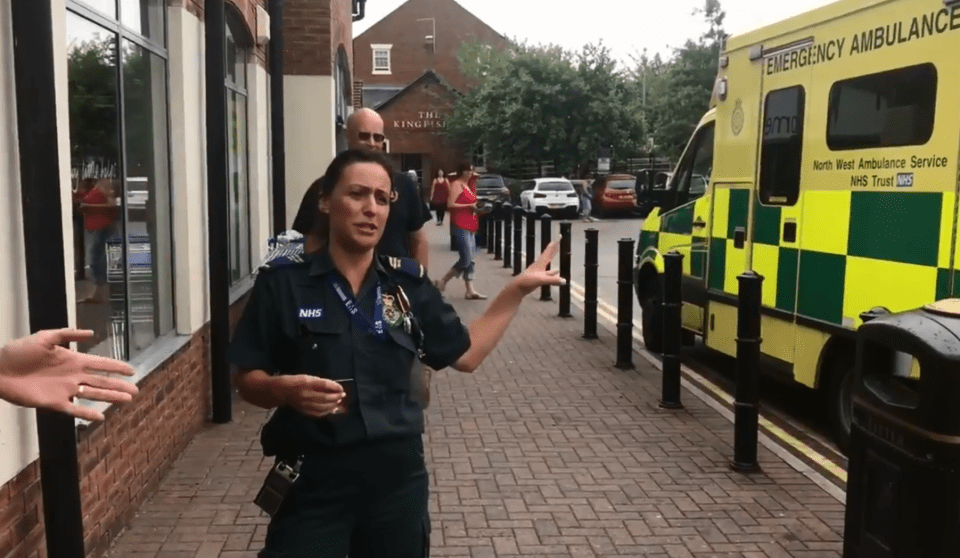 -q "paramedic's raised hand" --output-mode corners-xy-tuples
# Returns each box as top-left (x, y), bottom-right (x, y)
(515, 240), (564, 296)
(0, 328), (138, 421)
